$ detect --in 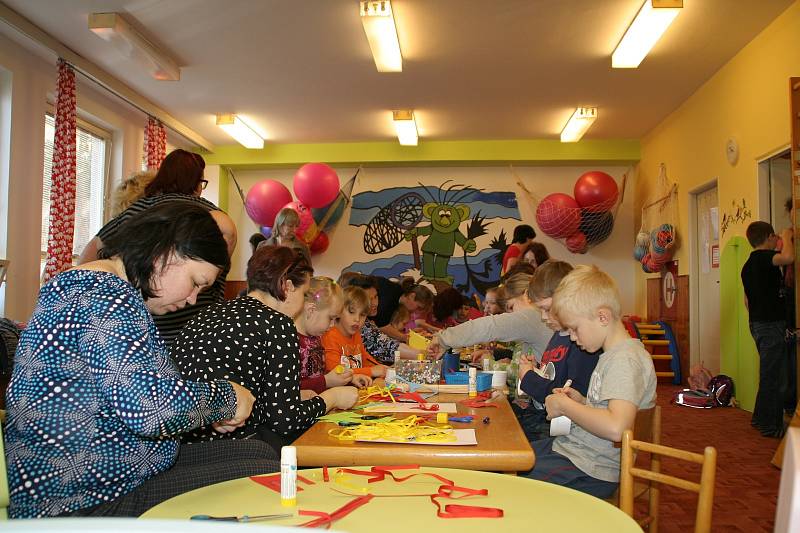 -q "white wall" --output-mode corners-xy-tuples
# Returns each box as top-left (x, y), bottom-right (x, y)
(227, 164), (637, 312)
(0, 32), (183, 321)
